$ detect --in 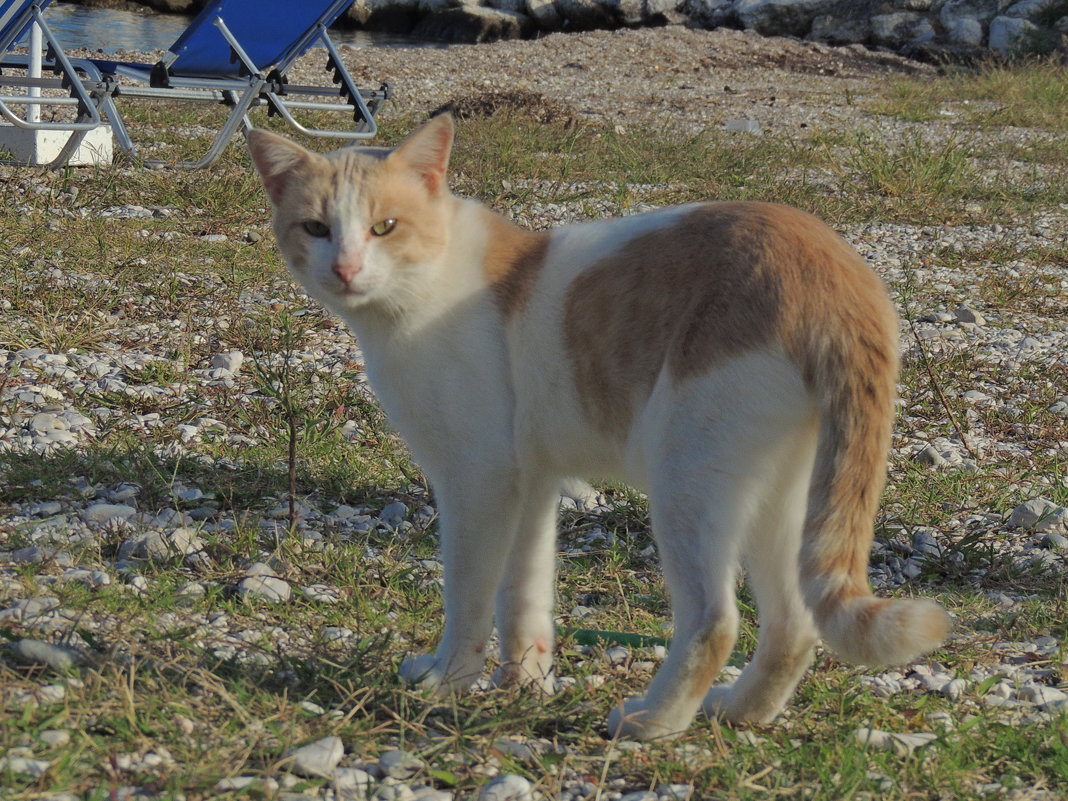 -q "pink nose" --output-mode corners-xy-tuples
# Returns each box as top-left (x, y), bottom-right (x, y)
(332, 259), (361, 283)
